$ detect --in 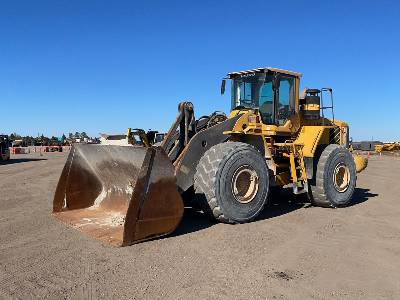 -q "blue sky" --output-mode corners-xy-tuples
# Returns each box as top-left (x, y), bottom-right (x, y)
(1, 0), (399, 141)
